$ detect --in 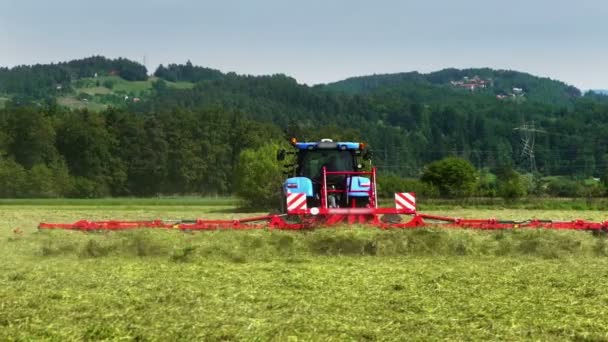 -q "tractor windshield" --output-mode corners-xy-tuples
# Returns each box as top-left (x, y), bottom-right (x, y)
(298, 150), (355, 179)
